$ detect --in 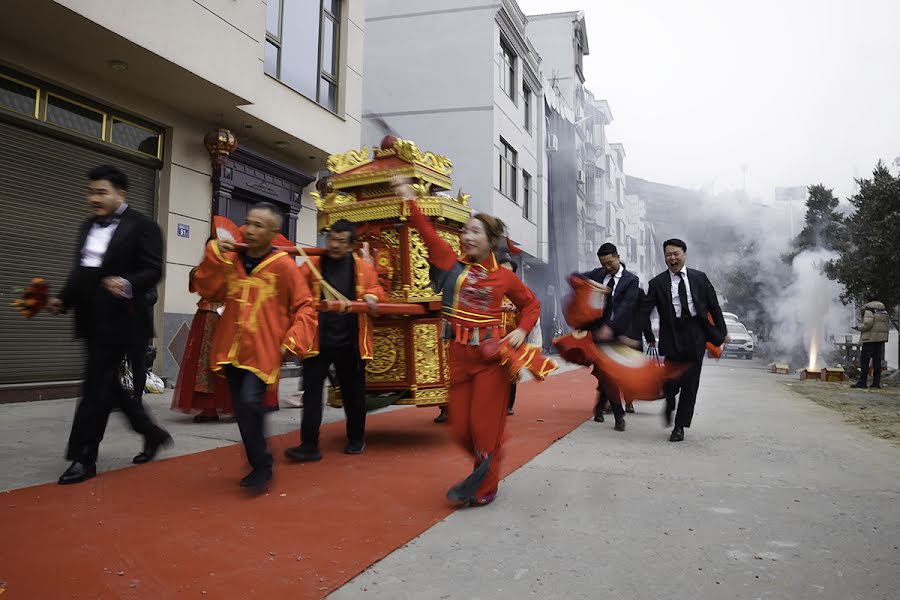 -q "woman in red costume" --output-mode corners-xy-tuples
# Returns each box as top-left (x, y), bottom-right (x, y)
(393, 178), (540, 507)
(169, 266), (233, 422)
